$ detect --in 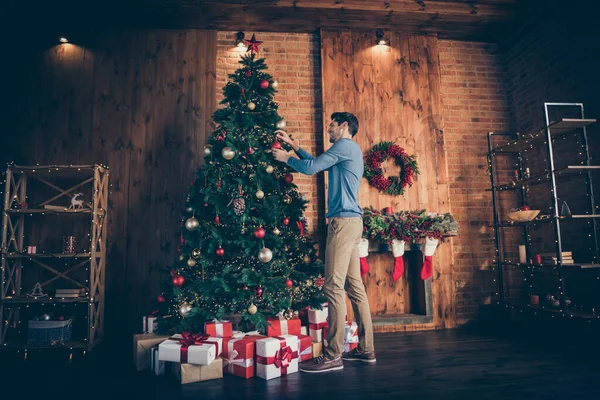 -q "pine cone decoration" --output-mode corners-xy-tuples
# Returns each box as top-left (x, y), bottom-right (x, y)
(233, 197), (246, 216)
